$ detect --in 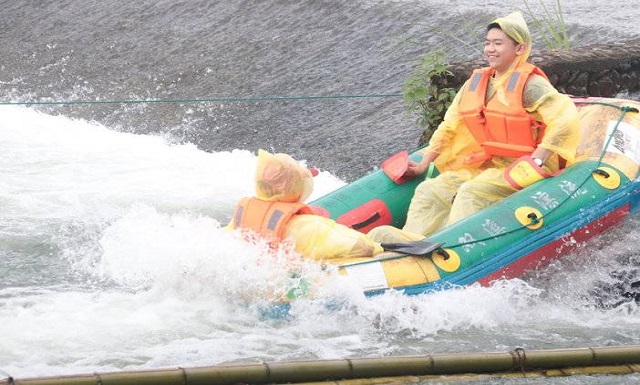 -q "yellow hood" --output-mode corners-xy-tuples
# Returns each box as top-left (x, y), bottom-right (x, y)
(491, 11), (532, 69)
(254, 149), (313, 203)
